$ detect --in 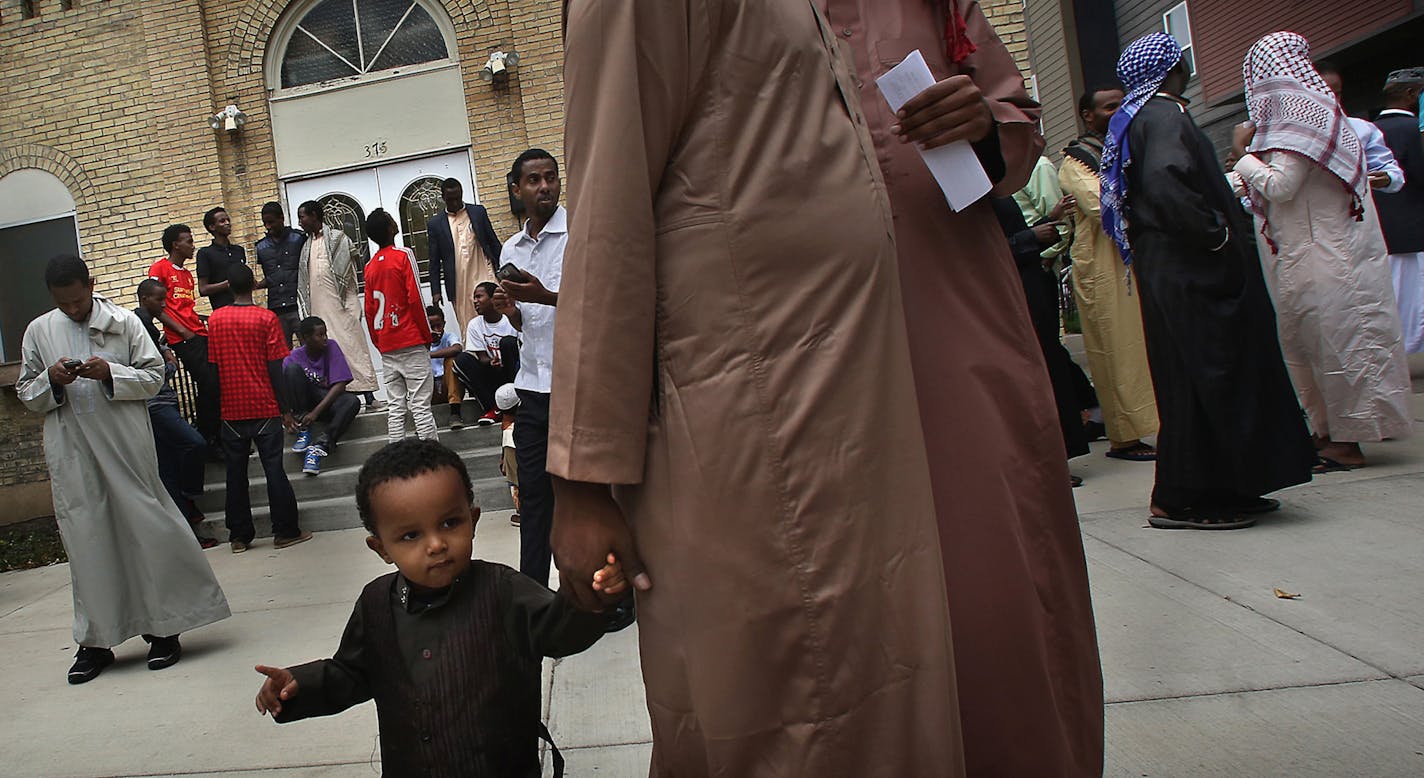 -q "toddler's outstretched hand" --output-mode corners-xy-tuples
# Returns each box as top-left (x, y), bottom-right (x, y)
(592, 552), (628, 597)
(255, 664), (299, 717)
